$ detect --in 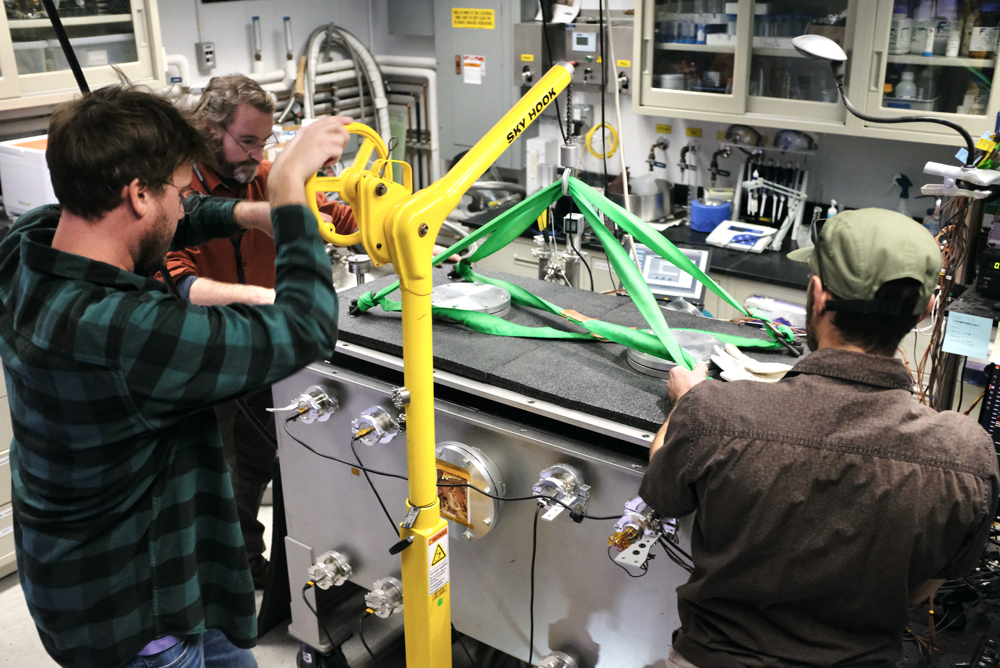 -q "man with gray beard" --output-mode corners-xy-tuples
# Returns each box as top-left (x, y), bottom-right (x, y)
(164, 75), (356, 588)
